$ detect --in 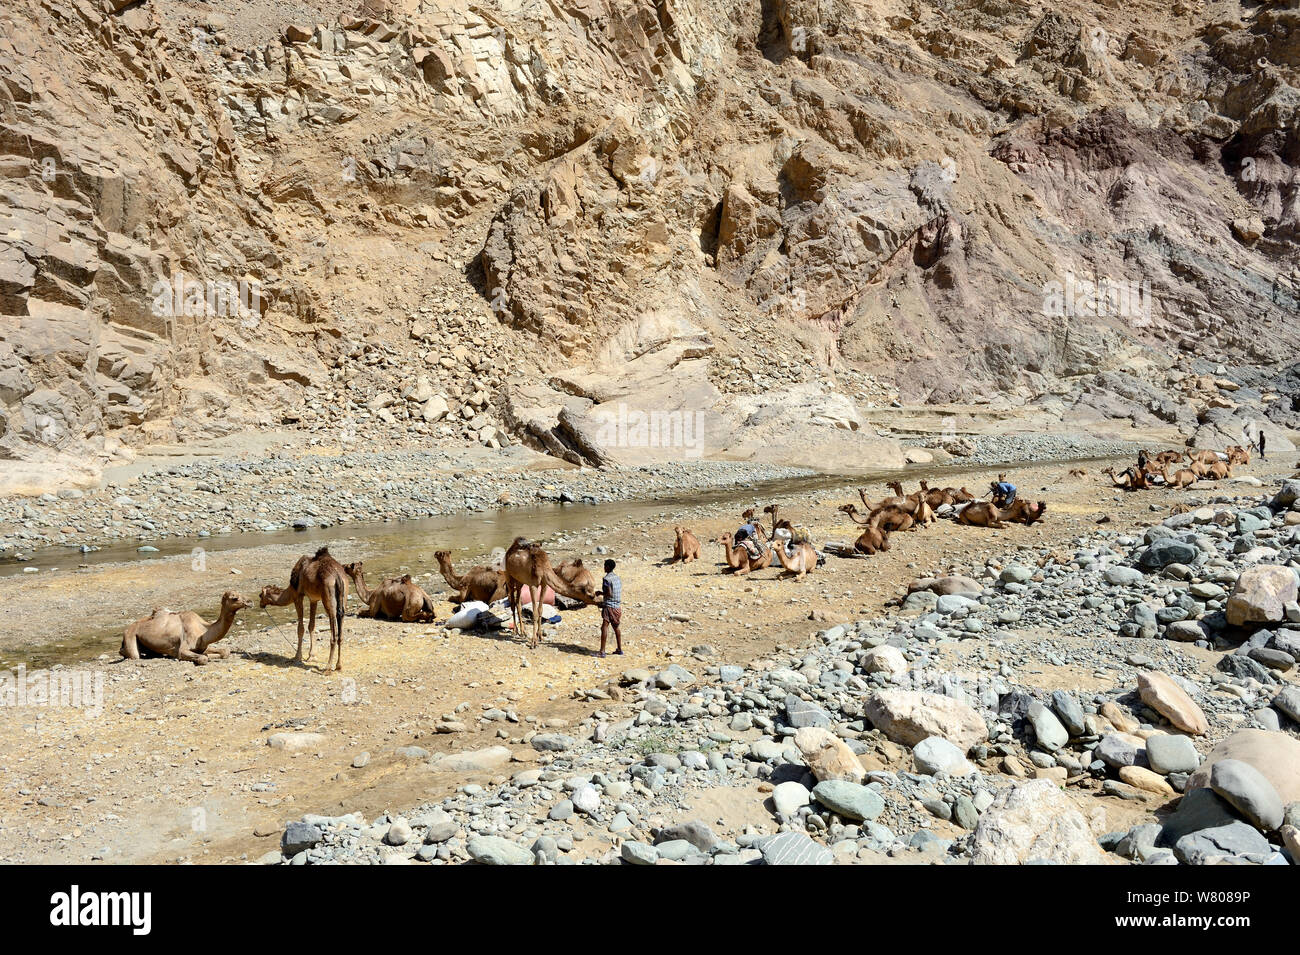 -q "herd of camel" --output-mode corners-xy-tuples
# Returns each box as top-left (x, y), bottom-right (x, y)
(1098, 445), (1252, 491)
(117, 443), (1262, 671)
